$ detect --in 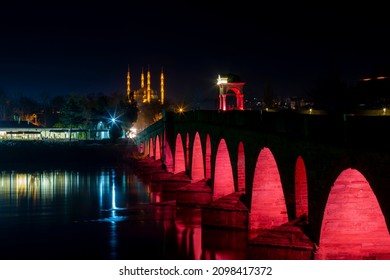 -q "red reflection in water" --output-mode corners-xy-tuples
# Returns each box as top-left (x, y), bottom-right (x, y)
(174, 208), (249, 260)
(175, 208), (202, 259)
(316, 168), (390, 260)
